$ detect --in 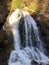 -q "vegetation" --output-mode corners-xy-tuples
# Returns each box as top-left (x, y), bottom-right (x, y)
(11, 0), (24, 10)
(10, 0), (38, 13)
